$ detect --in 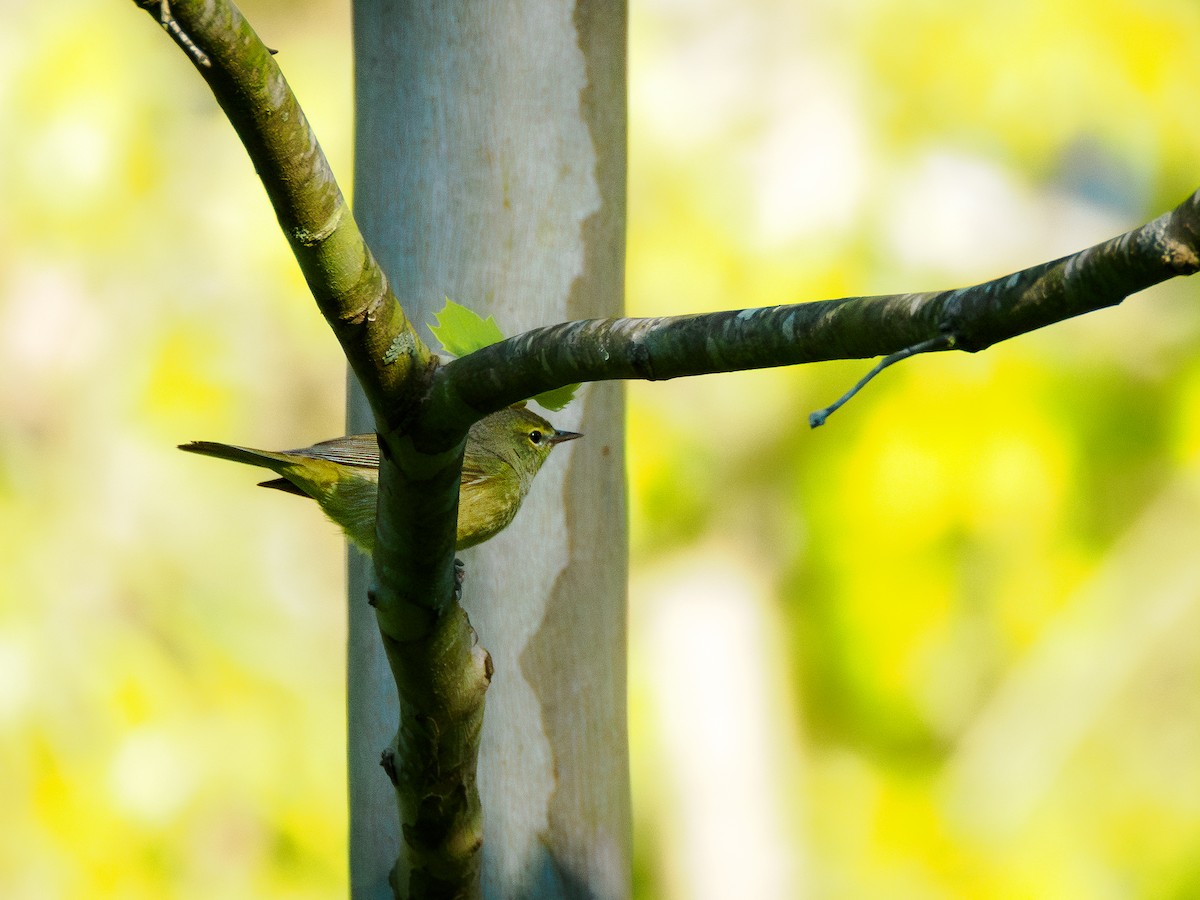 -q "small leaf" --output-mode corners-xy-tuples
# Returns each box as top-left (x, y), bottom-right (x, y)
(533, 383), (580, 412)
(430, 298), (505, 357)
(429, 299), (579, 413)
